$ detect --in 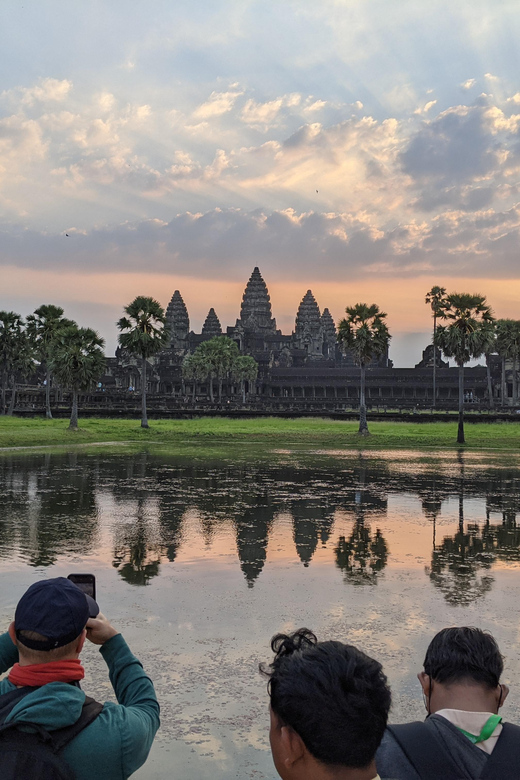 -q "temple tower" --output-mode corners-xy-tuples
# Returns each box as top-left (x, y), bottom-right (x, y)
(166, 290), (189, 349)
(294, 290), (324, 358)
(236, 267), (277, 333)
(321, 308), (337, 359)
(201, 308), (222, 339)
